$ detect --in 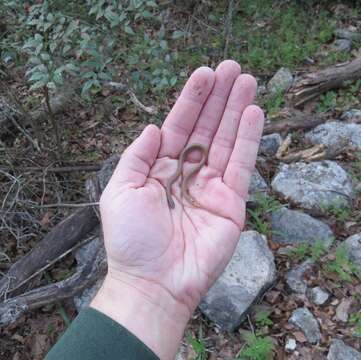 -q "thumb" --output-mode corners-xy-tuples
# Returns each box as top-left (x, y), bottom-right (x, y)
(110, 124), (161, 188)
